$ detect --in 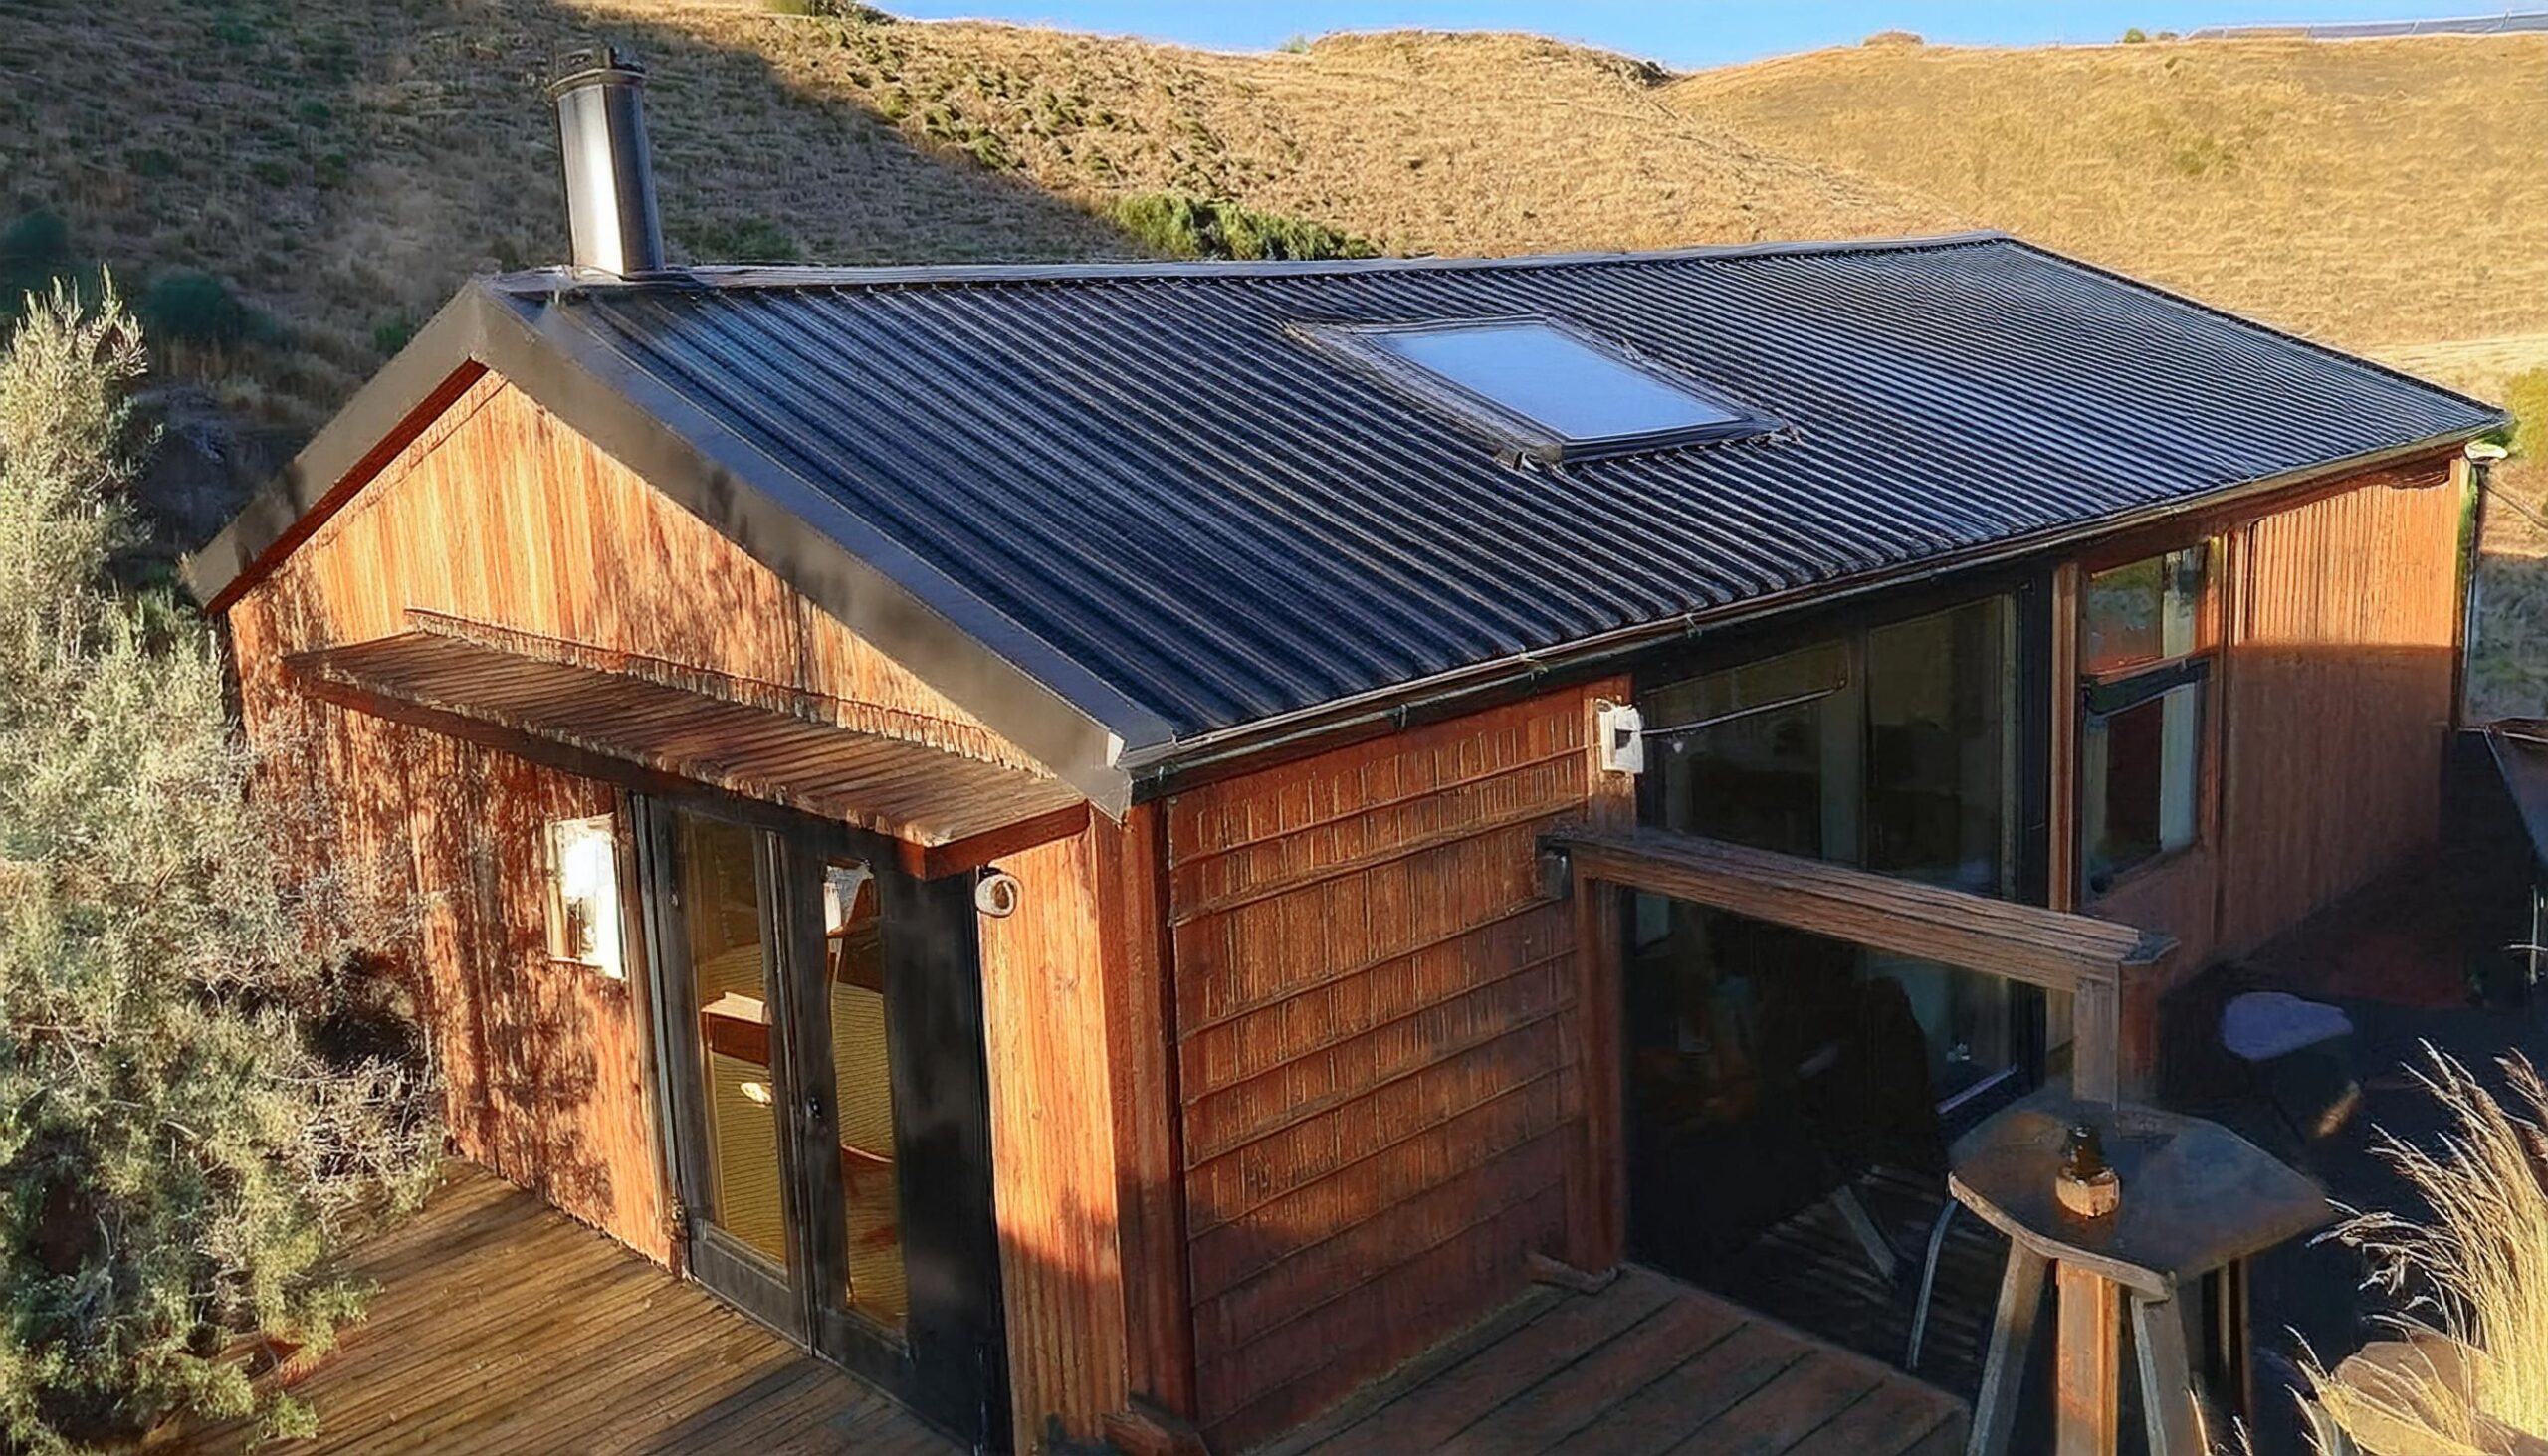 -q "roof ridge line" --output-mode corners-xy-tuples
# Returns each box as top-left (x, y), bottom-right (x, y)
(482, 229), (2016, 297)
